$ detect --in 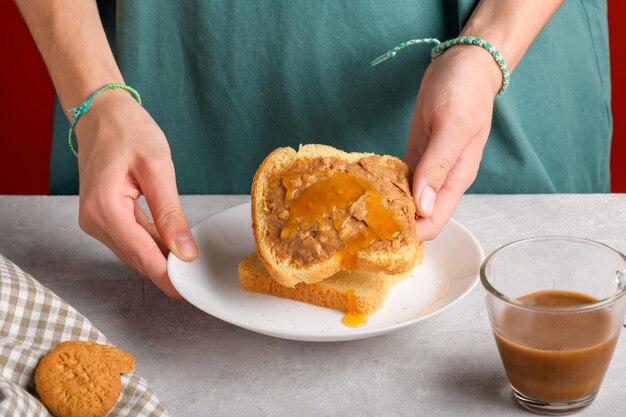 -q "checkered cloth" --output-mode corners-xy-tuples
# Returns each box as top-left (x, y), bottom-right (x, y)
(0, 254), (169, 417)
